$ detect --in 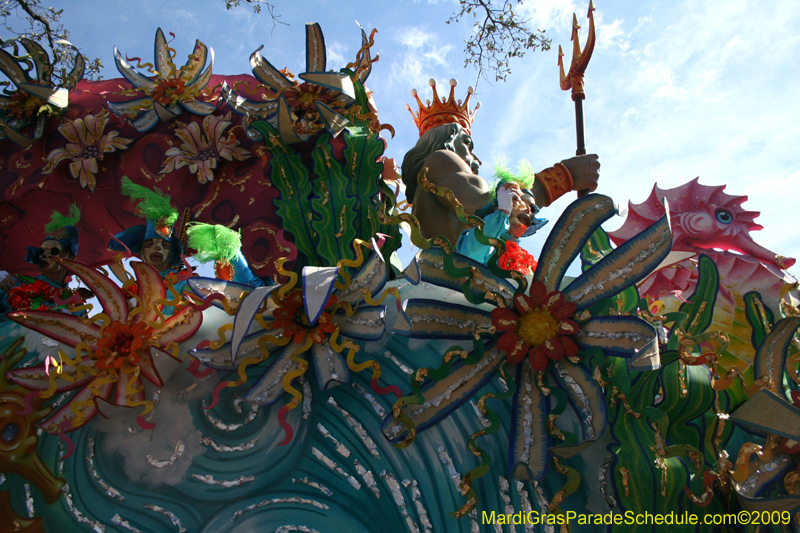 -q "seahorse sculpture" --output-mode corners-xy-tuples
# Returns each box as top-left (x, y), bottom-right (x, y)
(0, 338), (65, 506)
(609, 177), (797, 369)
